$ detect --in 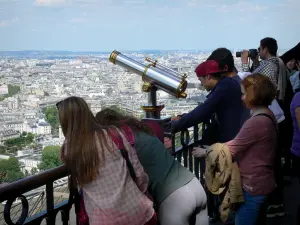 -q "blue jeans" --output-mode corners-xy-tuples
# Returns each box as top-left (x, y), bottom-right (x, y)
(235, 190), (267, 225)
